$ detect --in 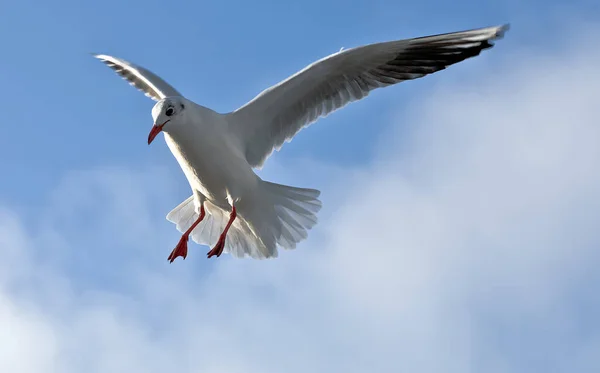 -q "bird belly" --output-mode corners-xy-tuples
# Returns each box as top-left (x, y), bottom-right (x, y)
(164, 132), (258, 209)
